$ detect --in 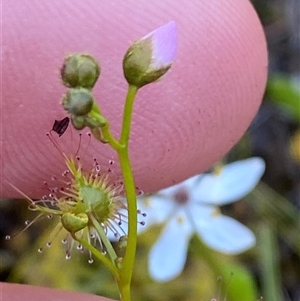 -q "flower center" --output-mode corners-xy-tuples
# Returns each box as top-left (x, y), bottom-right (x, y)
(173, 188), (189, 205)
